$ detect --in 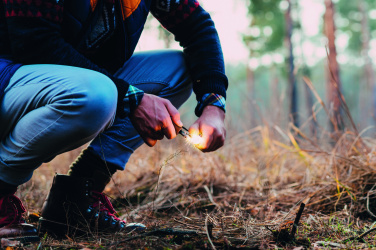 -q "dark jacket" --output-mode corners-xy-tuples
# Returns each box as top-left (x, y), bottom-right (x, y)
(0, 0), (228, 115)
